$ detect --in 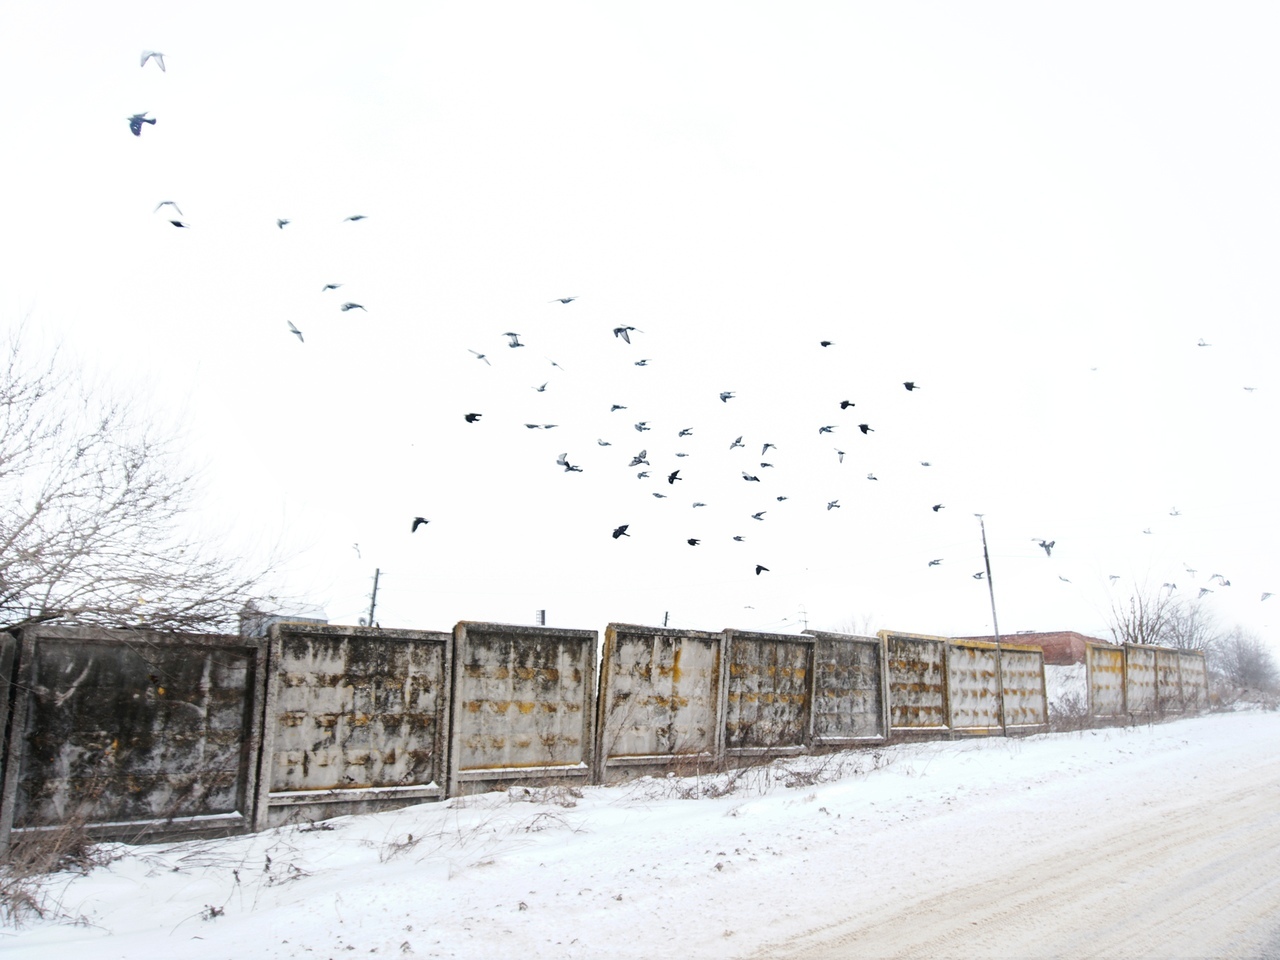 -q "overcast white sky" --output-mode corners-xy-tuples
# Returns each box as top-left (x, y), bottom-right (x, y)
(4, 2), (1279, 644)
